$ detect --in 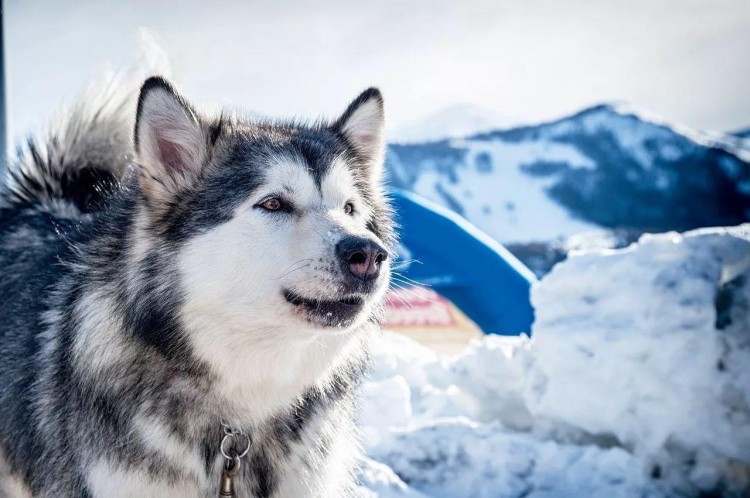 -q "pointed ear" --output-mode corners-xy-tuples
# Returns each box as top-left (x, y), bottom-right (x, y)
(333, 88), (386, 183)
(134, 76), (208, 206)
